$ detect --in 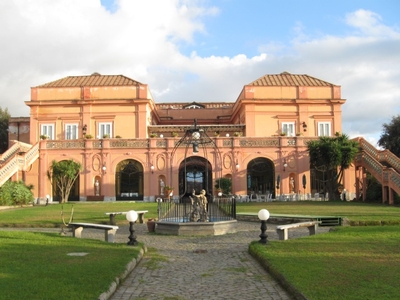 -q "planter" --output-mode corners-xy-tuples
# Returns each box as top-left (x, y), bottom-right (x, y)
(147, 218), (156, 232)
